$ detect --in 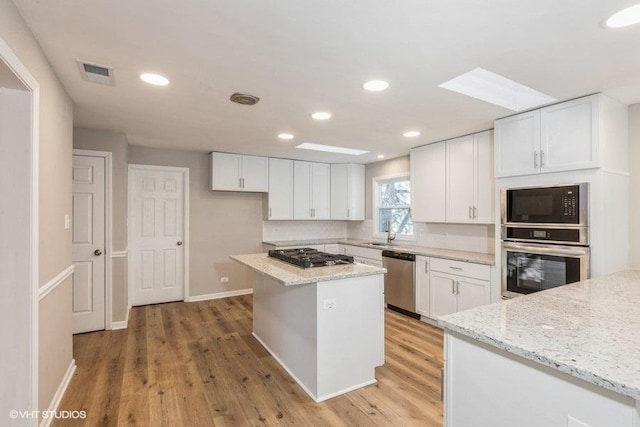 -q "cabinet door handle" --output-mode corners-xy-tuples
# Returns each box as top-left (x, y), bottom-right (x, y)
(239, 177), (243, 188)
(347, 208), (350, 218)
(425, 261), (428, 274)
(540, 150), (545, 167)
(473, 206), (477, 219)
(534, 151), (539, 168)
(451, 280), (455, 294)
(456, 280), (460, 295)
(269, 207), (272, 218)
(468, 206), (472, 219)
